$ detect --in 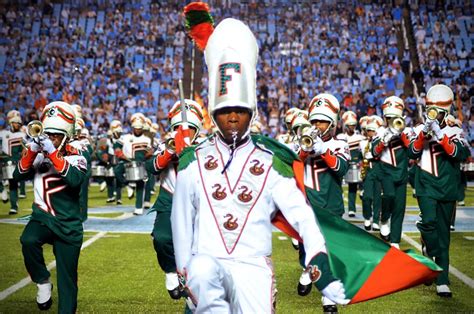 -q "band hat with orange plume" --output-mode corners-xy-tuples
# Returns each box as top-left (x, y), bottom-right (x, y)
(143, 117), (152, 132)
(183, 2), (214, 51)
(41, 101), (76, 137)
(205, 18), (259, 137)
(341, 110), (357, 126)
